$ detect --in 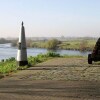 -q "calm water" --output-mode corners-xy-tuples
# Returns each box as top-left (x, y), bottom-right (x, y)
(0, 43), (91, 60)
